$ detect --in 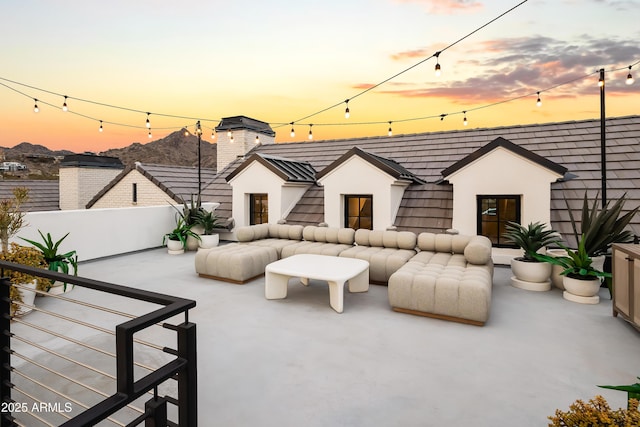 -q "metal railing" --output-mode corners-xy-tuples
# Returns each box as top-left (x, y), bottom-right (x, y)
(0, 260), (197, 426)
